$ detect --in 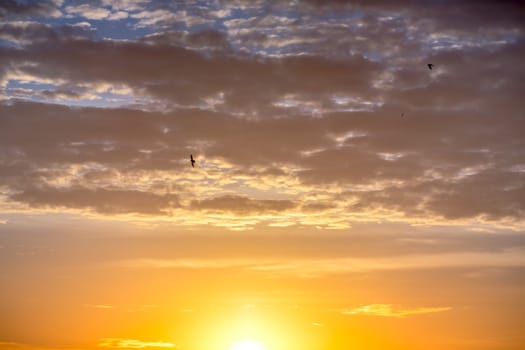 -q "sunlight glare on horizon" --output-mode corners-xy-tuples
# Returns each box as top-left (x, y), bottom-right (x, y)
(229, 339), (267, 350)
